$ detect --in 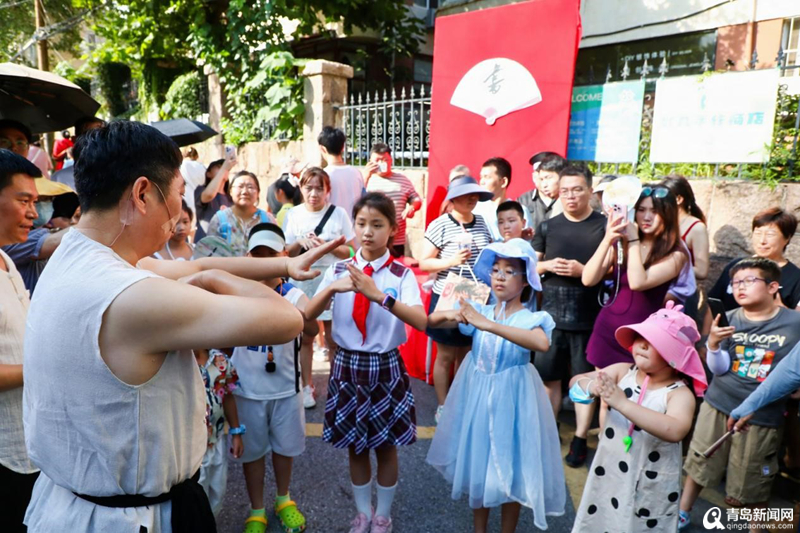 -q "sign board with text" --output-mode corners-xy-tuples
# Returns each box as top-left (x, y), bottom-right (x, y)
(650, 70), (780, 163)
(567, 81), (645, 162)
